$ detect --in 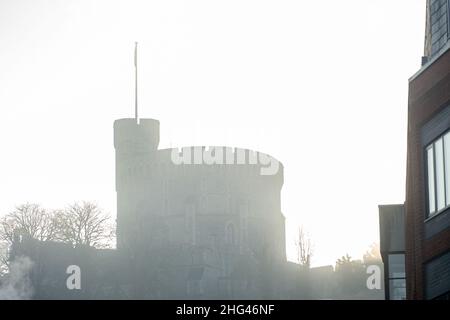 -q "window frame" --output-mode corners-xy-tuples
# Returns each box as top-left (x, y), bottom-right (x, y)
(225, 222), (236, 245)
(386, 253), (406, 300)
(425, 130), (450, 219)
